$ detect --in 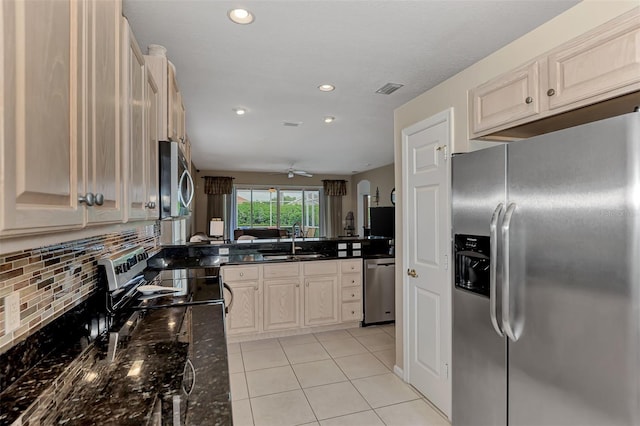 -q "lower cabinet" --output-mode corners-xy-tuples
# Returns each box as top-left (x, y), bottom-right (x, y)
(222, 259), (363, 338)
(304, 276), (339, 326)
(264, 278), (301, 331)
